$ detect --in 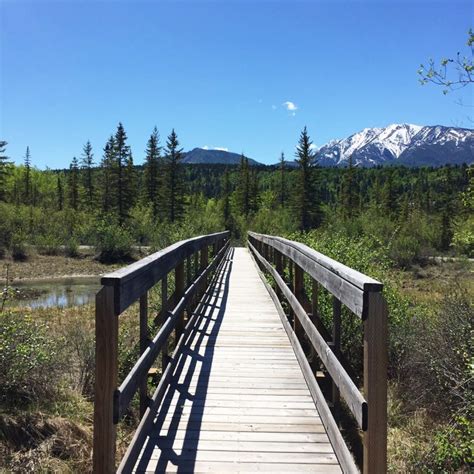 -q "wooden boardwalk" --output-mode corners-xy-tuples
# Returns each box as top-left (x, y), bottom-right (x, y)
(132, 247), (341, 473)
